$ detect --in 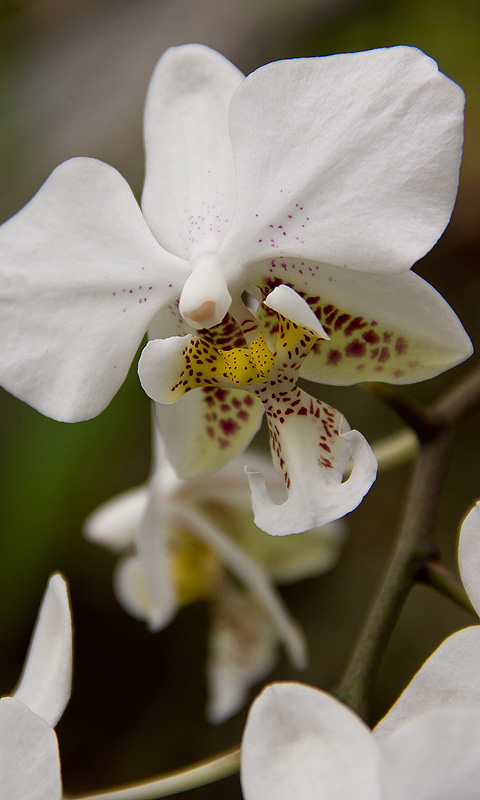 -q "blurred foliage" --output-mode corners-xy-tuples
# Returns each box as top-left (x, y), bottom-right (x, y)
(0, 0), (479, 797)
